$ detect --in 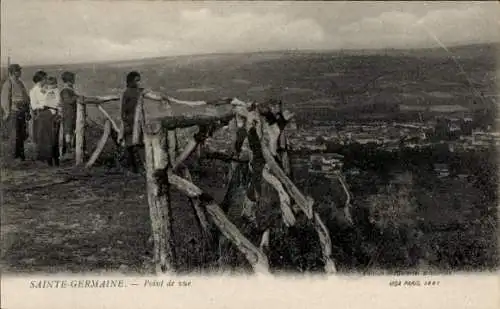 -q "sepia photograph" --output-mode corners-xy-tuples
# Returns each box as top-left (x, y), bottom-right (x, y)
(0, 0), (499, 307)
